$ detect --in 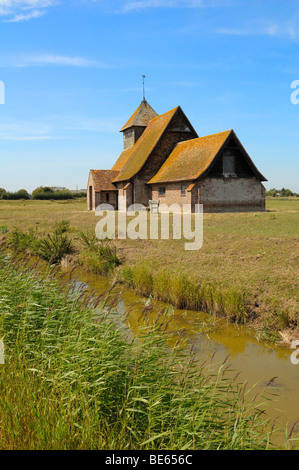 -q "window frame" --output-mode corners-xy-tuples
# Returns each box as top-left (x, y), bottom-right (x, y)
(181, 184), (187, 197)
(158, 186), (166, 197)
